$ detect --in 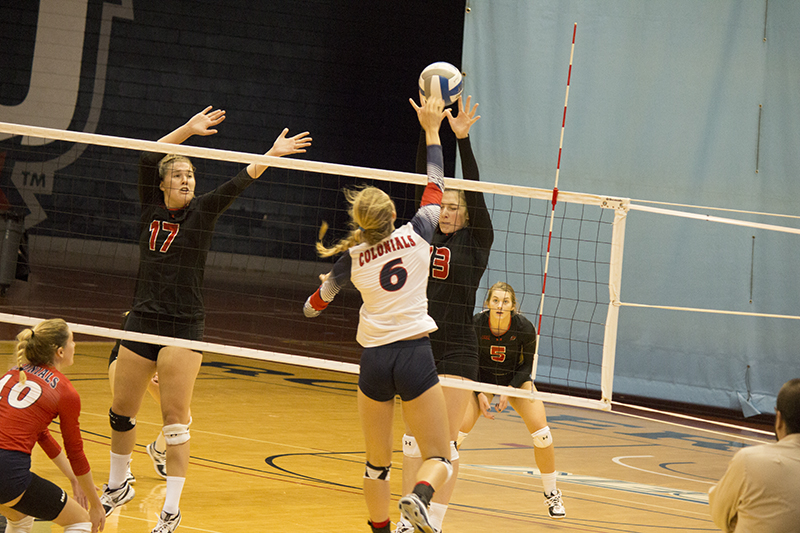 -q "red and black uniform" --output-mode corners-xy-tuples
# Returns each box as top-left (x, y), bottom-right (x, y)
(0, 365), (89, 517)
(473, 311), (536, 388)
(122, 152), (255, 359)
(416, 134), (493, 379)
